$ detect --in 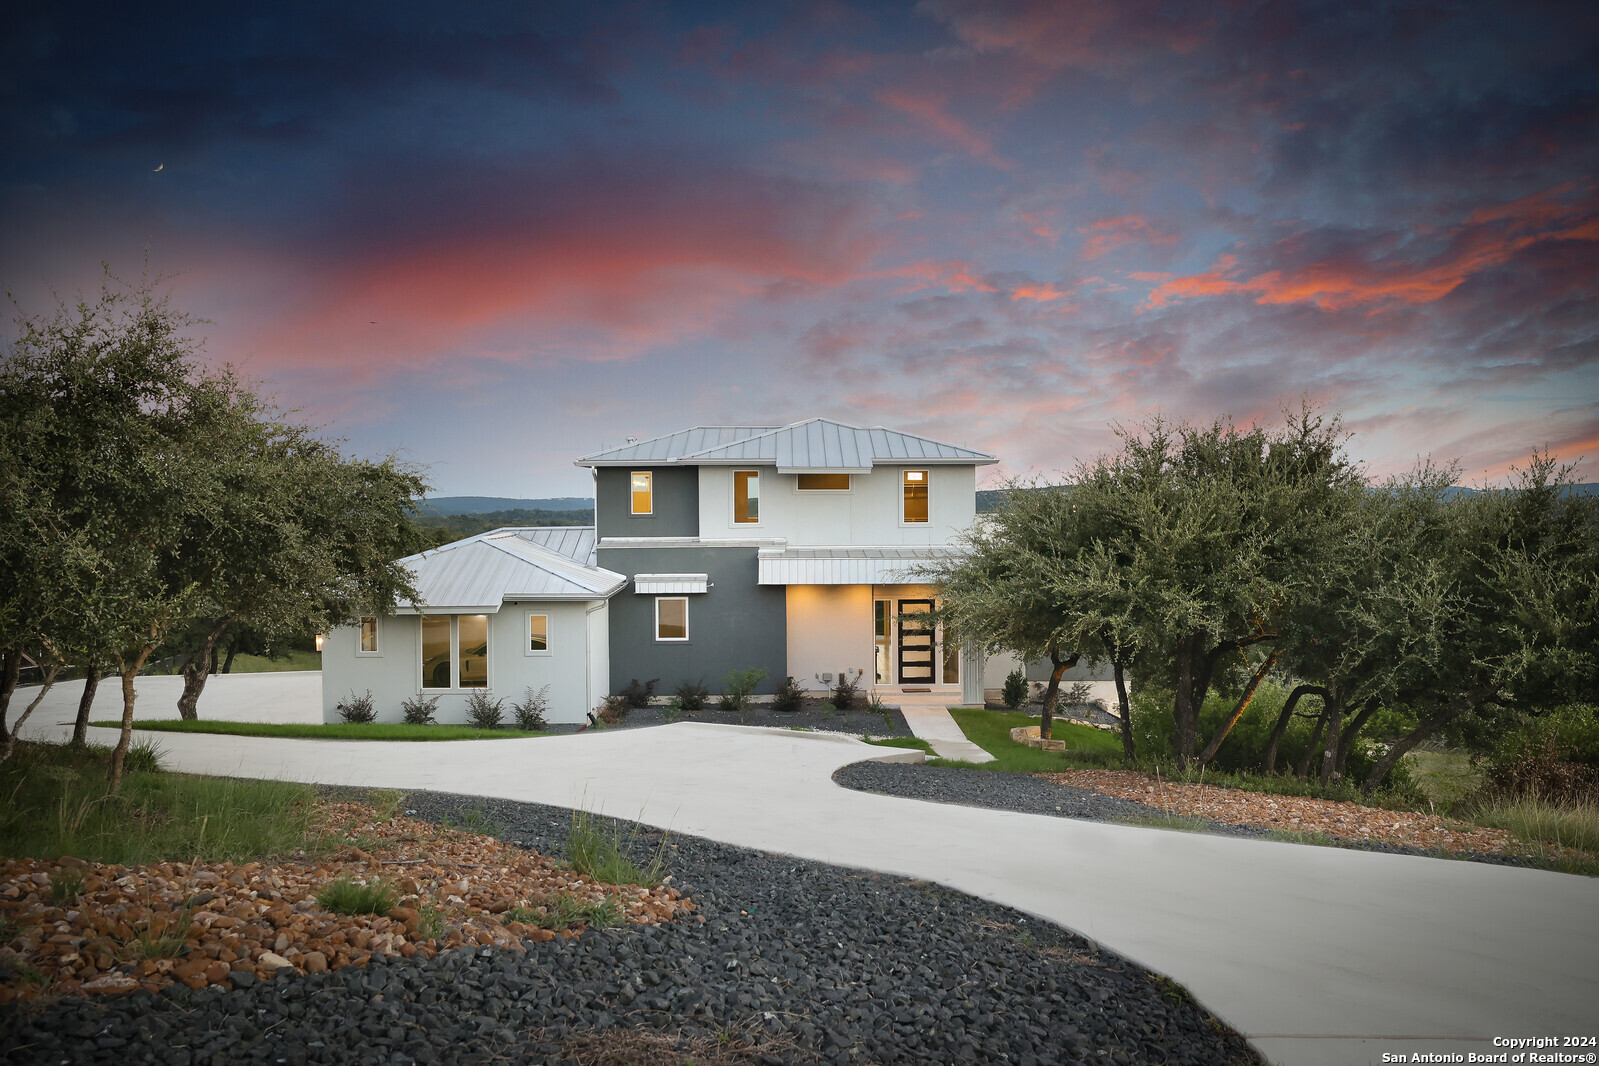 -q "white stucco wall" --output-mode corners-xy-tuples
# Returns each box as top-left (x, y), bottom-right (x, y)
(697, 465), (977, 546)
(980, 649), (1121, 707)
(320, 600), (606, 725)
(785, 584), (875, 692)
